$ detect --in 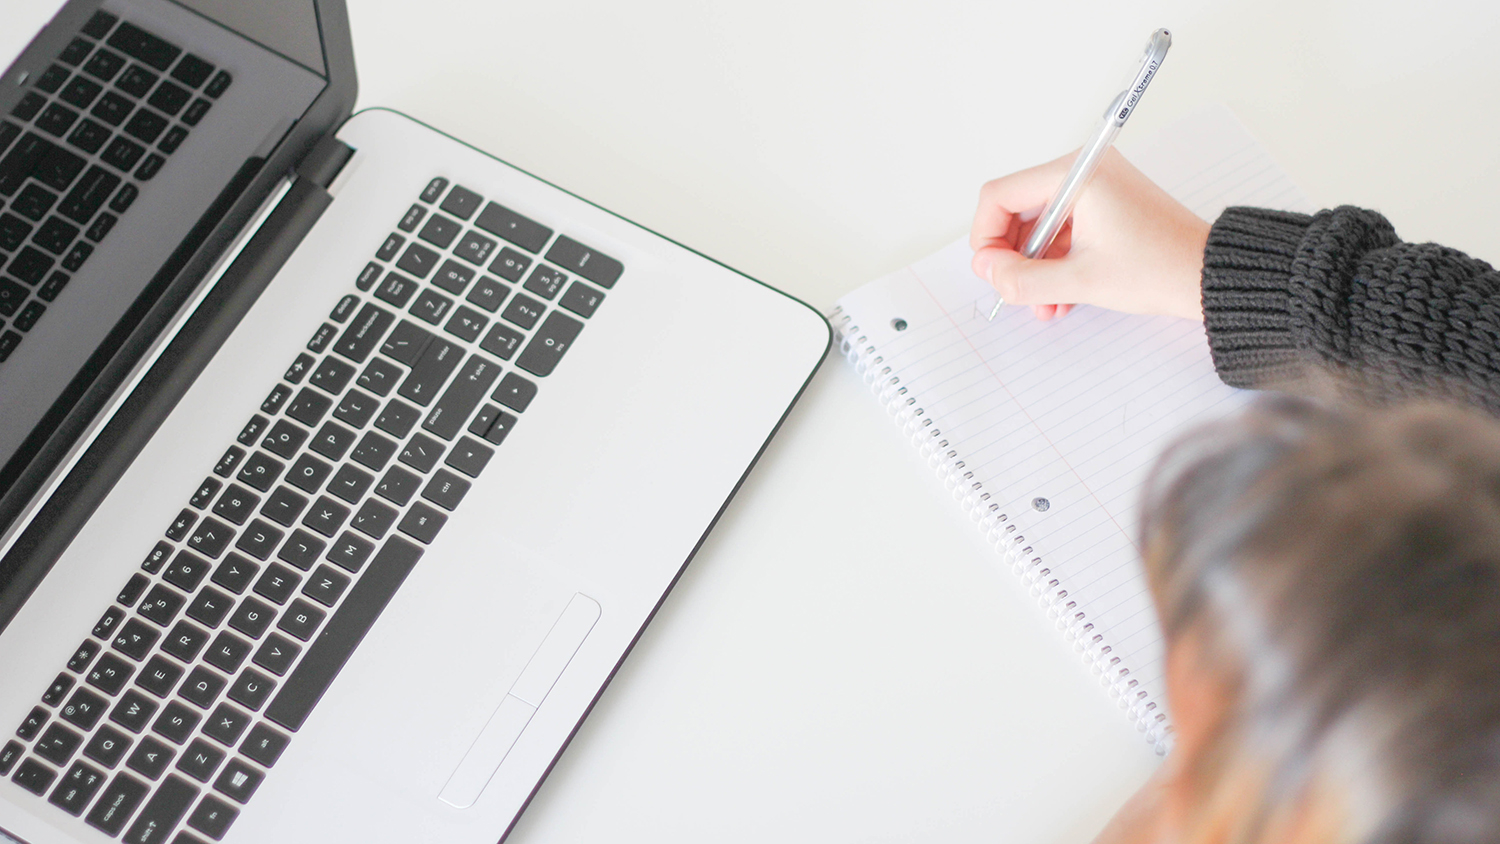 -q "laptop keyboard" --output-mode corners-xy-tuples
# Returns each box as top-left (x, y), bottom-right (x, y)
(0, 10), (231, 363)
(2, 175), (621, 841)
